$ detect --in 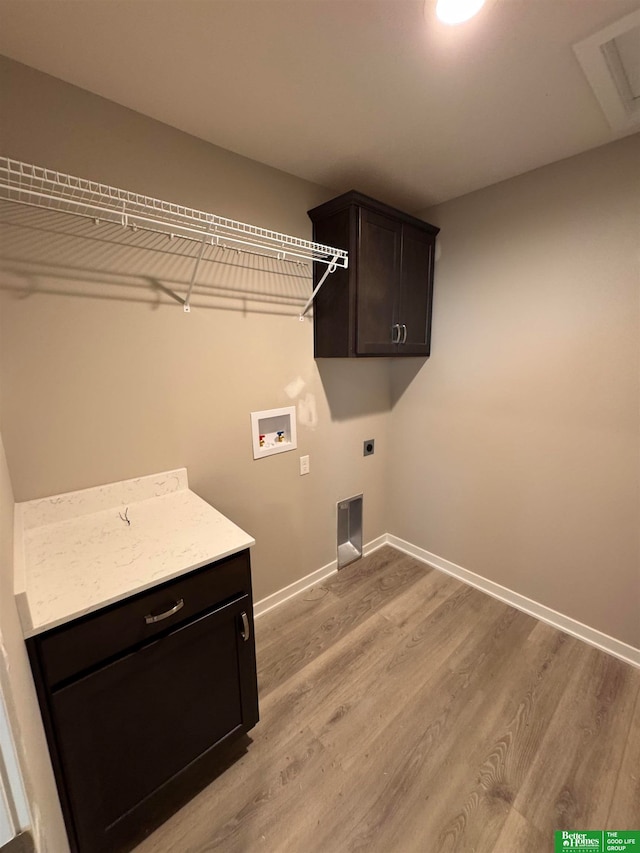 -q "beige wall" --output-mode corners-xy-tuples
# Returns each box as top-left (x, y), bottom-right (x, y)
(0, 57), (391, 605)
(390, 135), (640, 649)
